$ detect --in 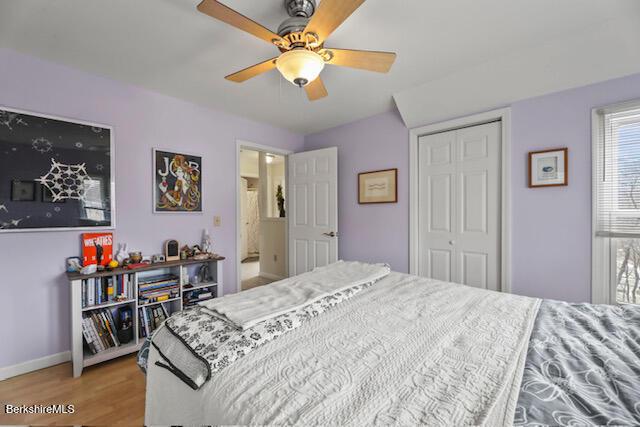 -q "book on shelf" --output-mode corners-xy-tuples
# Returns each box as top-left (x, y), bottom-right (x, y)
(138, 304), (170, 338)
(138, 274), (180, 305)
(138, 274), (179, 286)
(183, 286), (216, 307)
(81, 275), (133, 309)
(82, 307), (121, 355)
